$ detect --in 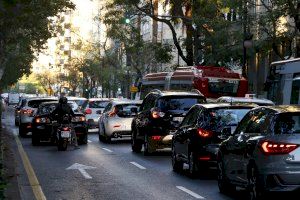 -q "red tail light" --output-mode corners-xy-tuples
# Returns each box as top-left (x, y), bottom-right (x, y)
(151, 136), (162, 141)
(197, 128), (213, 138)
(198, 156), (211, 161)
(151, 110), (165, 119)
(22, 109), (34, 115)
(62, 127), (70, 131)
(260, 141), (299, 155)
(85, 108), (92, 115)
(109, 107), (117, 117)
